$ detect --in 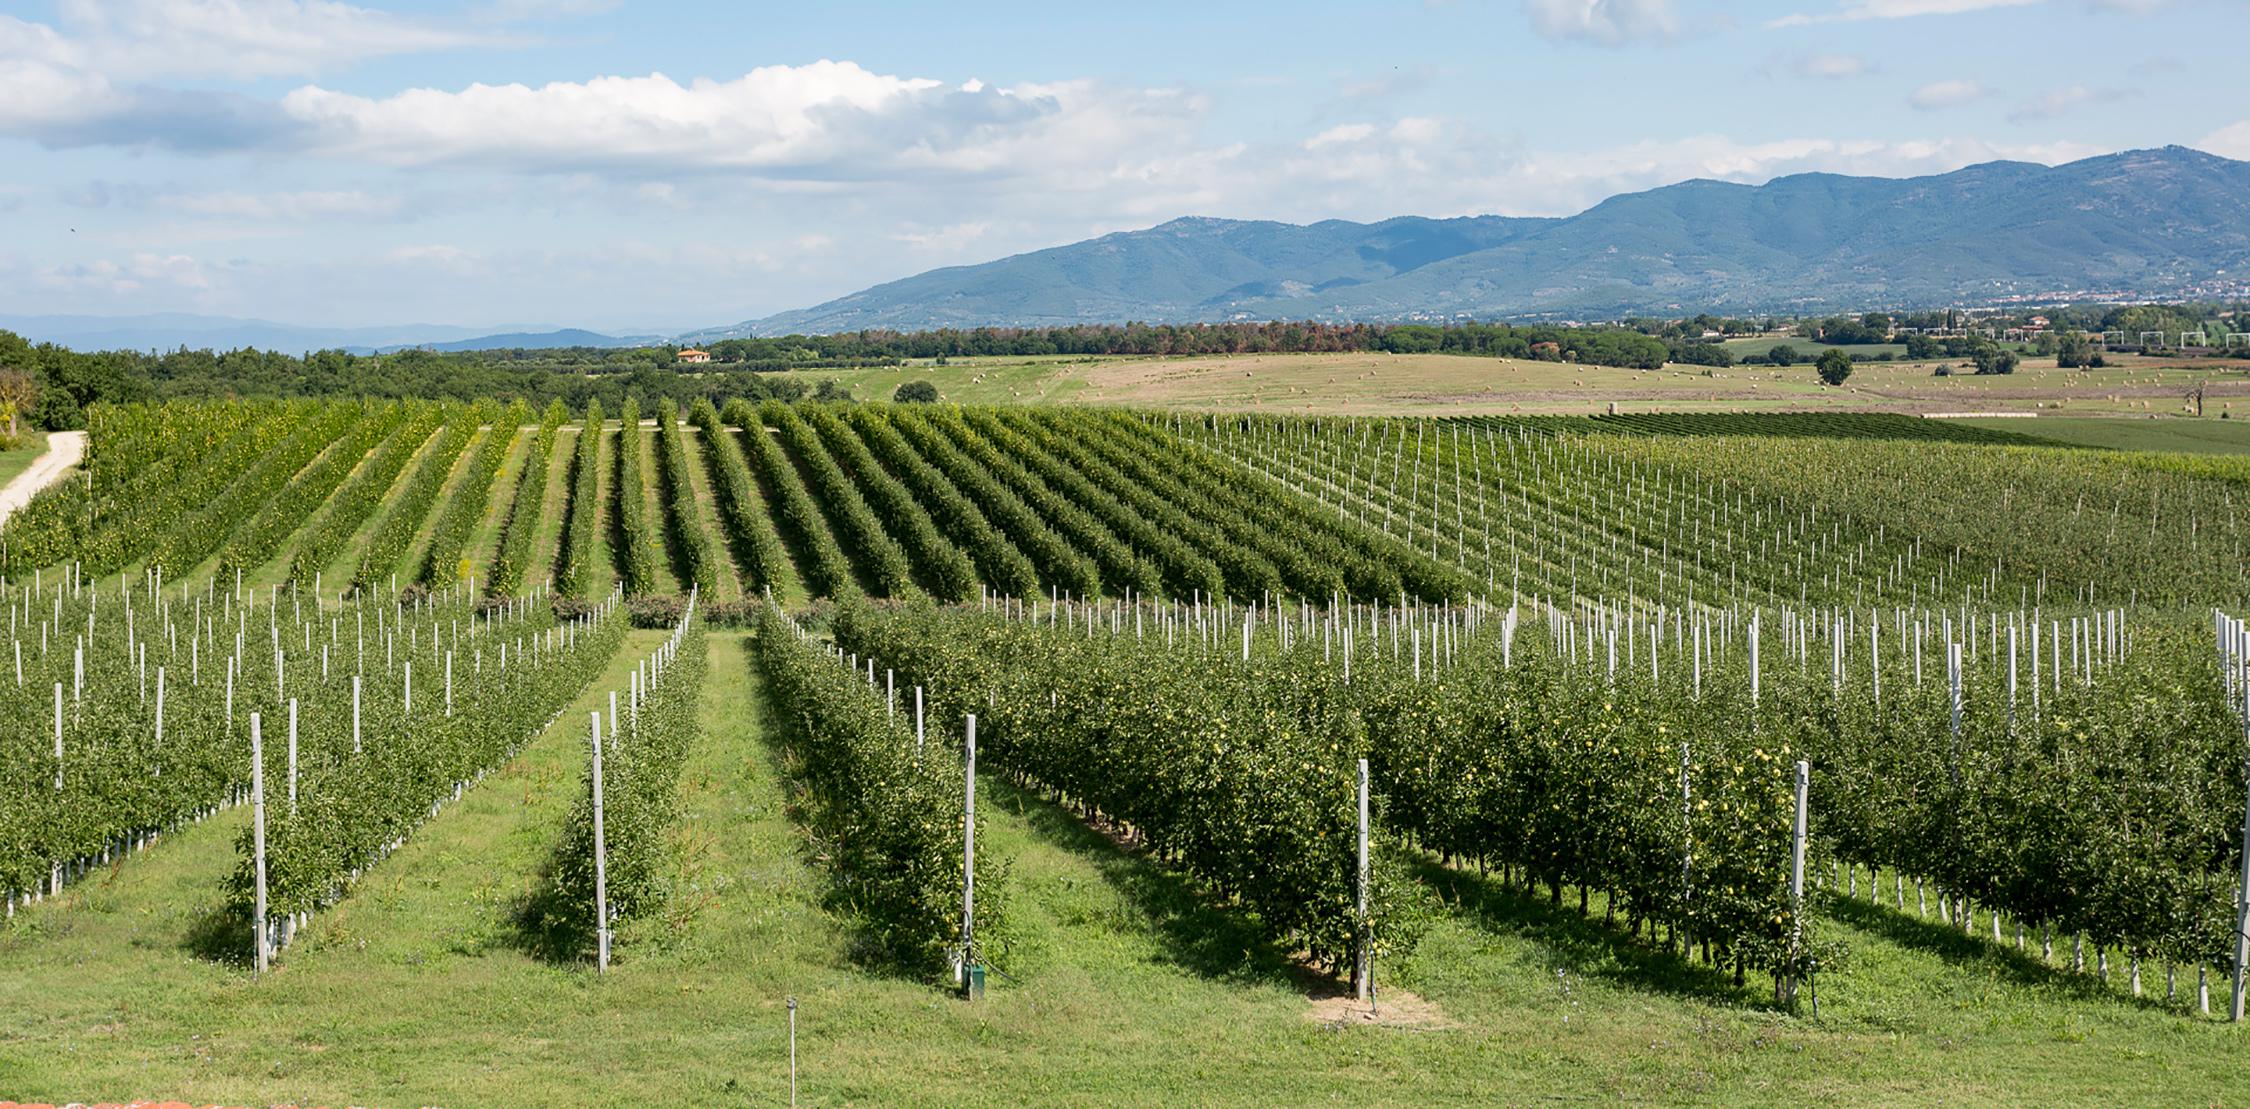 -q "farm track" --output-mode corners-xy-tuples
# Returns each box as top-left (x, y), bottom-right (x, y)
(0, 430), (82, 530)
